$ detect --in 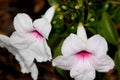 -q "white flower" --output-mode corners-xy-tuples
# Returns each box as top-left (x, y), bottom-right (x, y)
(0, 34), (31, 75)
(52, 24), (114, 80)
(0, 6), (55, 80)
